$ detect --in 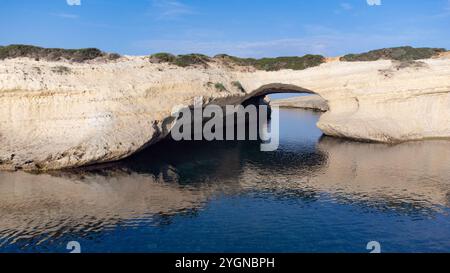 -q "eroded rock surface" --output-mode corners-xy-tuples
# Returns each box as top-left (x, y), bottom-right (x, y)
(270, 95), (329, 112)
(1, 56), (450, 170)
